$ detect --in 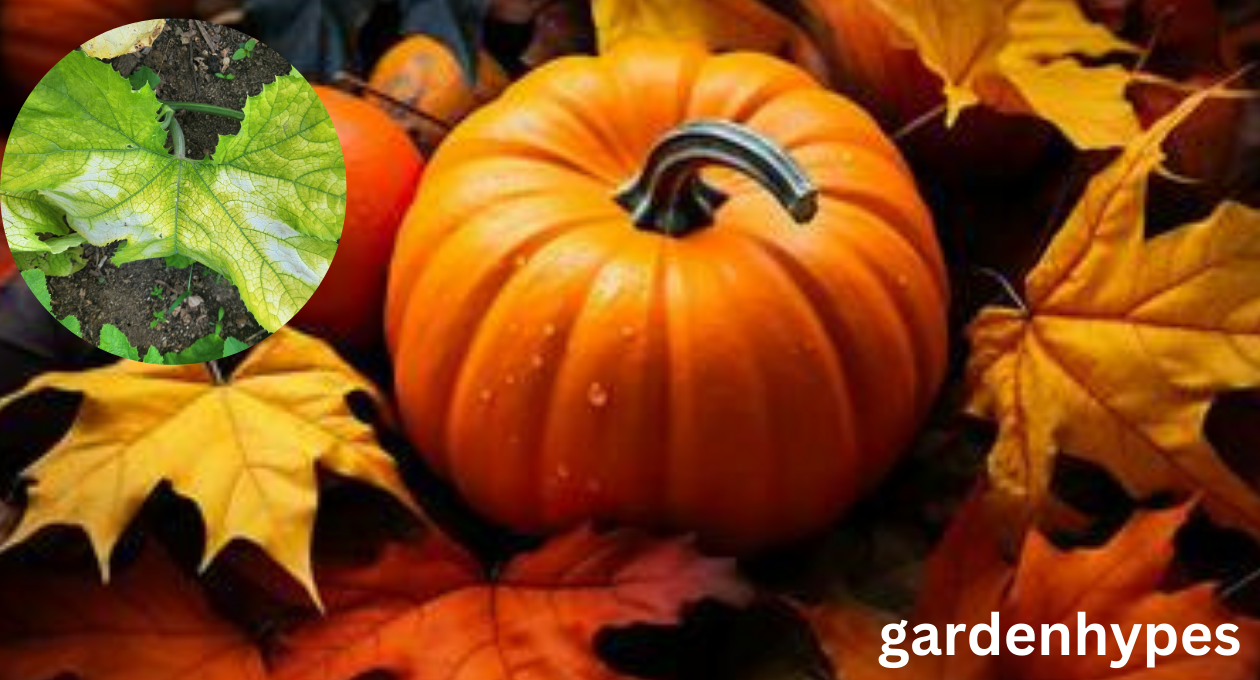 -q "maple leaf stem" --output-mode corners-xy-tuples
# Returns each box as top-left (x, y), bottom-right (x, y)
(976, 266), (1029, 314)
(207, 359), (225, 385)
(1222, 565), (1260, 600)
(893, 103), (946, 142)
(1133, 7), (1170, 74)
